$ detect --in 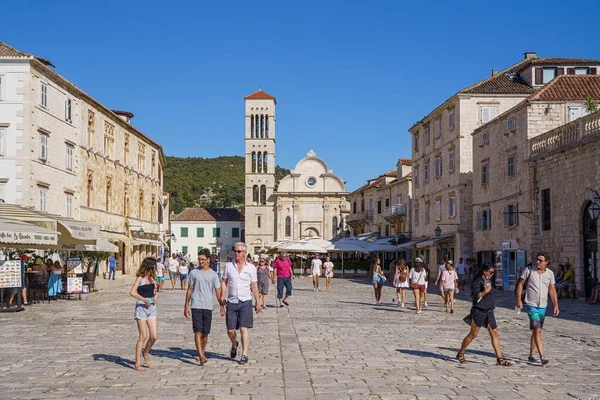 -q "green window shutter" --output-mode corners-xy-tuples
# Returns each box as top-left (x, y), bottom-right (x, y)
(232, 227), (240, 238)
(213, 227), (217, 237)
(197, 246), (203, 254)
(181, 227), (188, 237)
(197, 227), (204, 237)
(216, 227), (221, 237)
(182, 246), (188, 254)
